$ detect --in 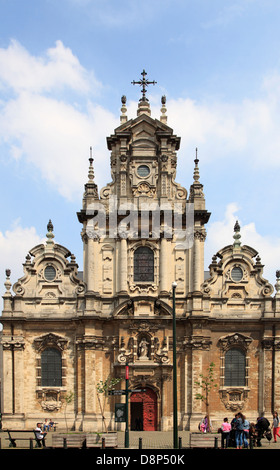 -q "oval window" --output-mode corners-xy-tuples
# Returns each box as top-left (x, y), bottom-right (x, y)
(137, 165), (150, 178)
(231, 266), (243, 282)
(44, 265), (56, 281)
